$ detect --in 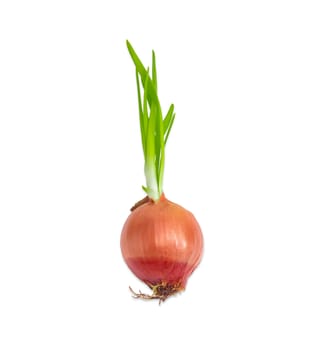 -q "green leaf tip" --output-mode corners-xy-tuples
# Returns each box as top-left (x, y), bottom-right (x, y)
(126, 41), (176, 201)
